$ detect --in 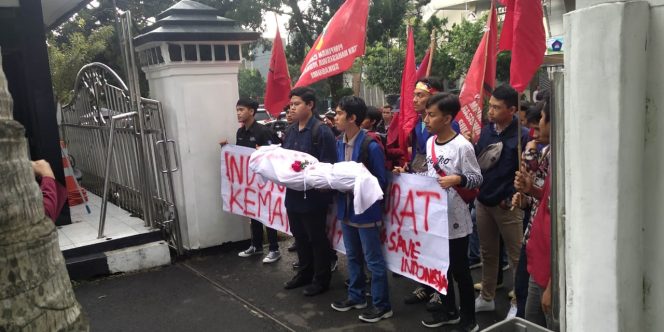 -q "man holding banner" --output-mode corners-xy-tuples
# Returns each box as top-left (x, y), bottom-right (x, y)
(281, 87), (337, 297)
(418, 93), (482, 332)
(219, 98), (282, 264)
(329, 96), (393, 323)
